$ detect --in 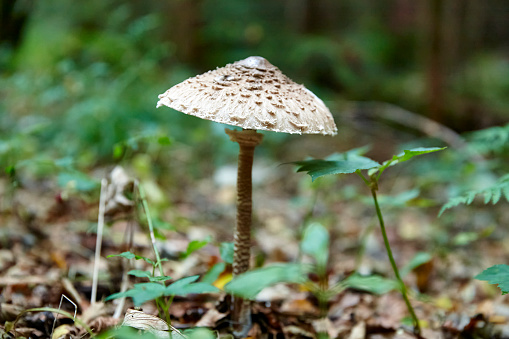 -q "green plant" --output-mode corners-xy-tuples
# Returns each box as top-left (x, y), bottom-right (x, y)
(106, 251), (219, 324)
(292, 146), (445, 336)
(105, 183), (218, 324)
(96, 325), (216, 339)
(226, 222), (400, 338)
(440, 174), (509, 215)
